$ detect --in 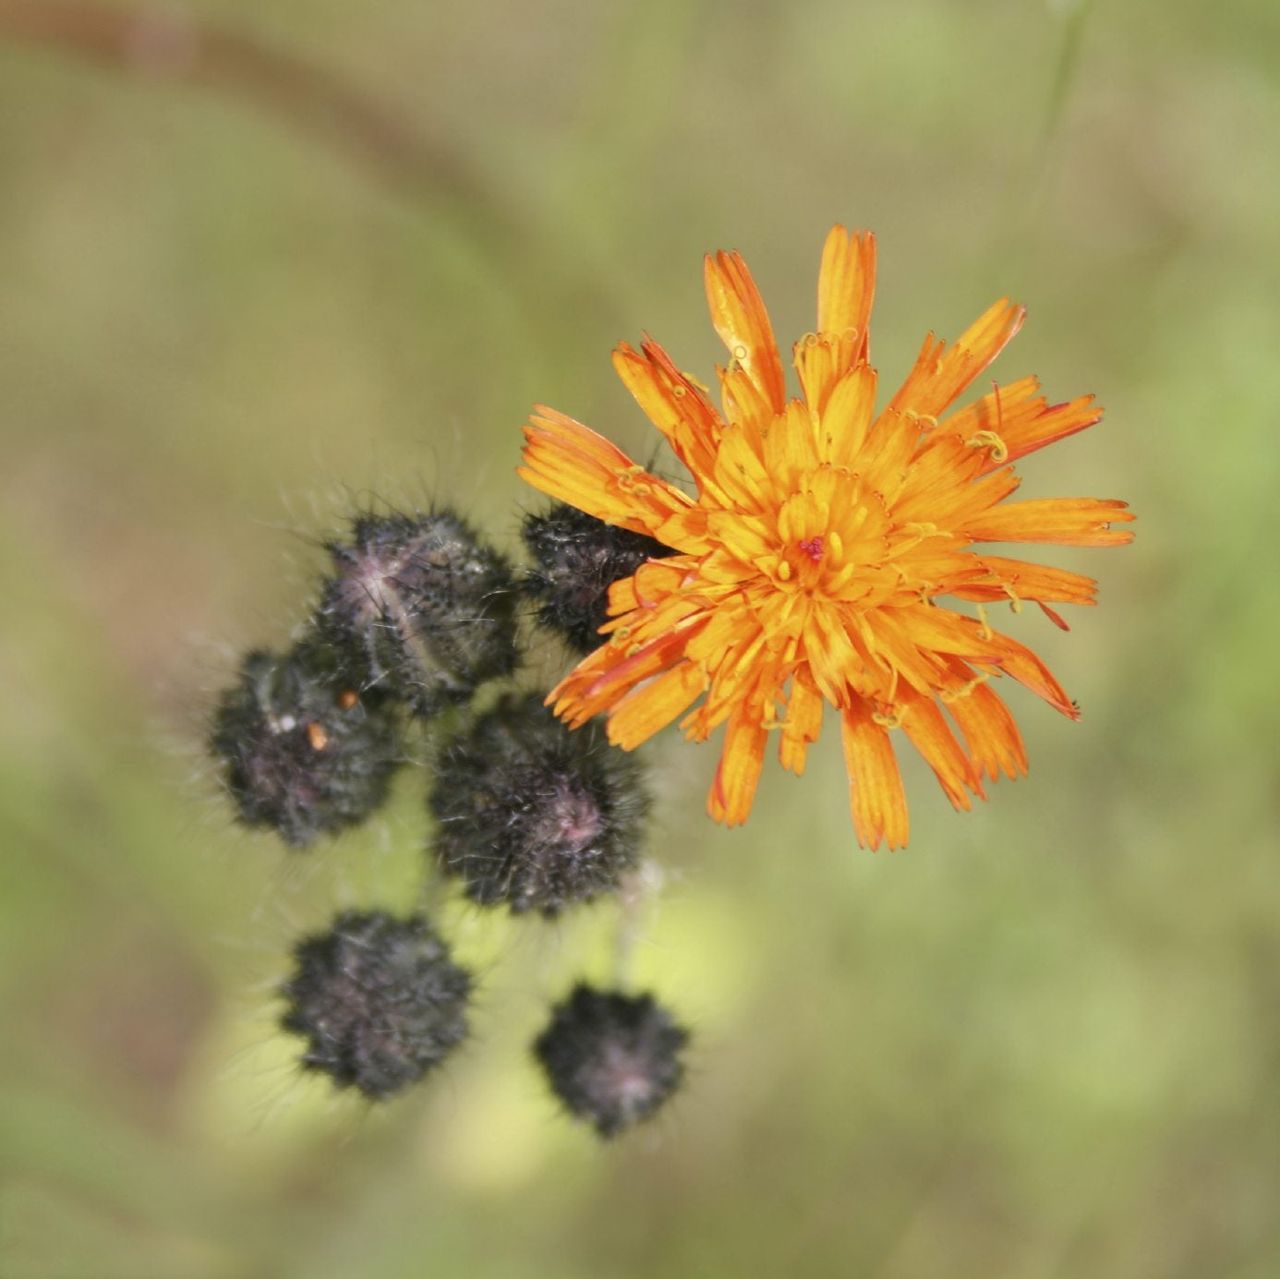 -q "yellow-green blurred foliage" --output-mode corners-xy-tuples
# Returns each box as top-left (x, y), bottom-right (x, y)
(2, 0), (1277, 1275)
